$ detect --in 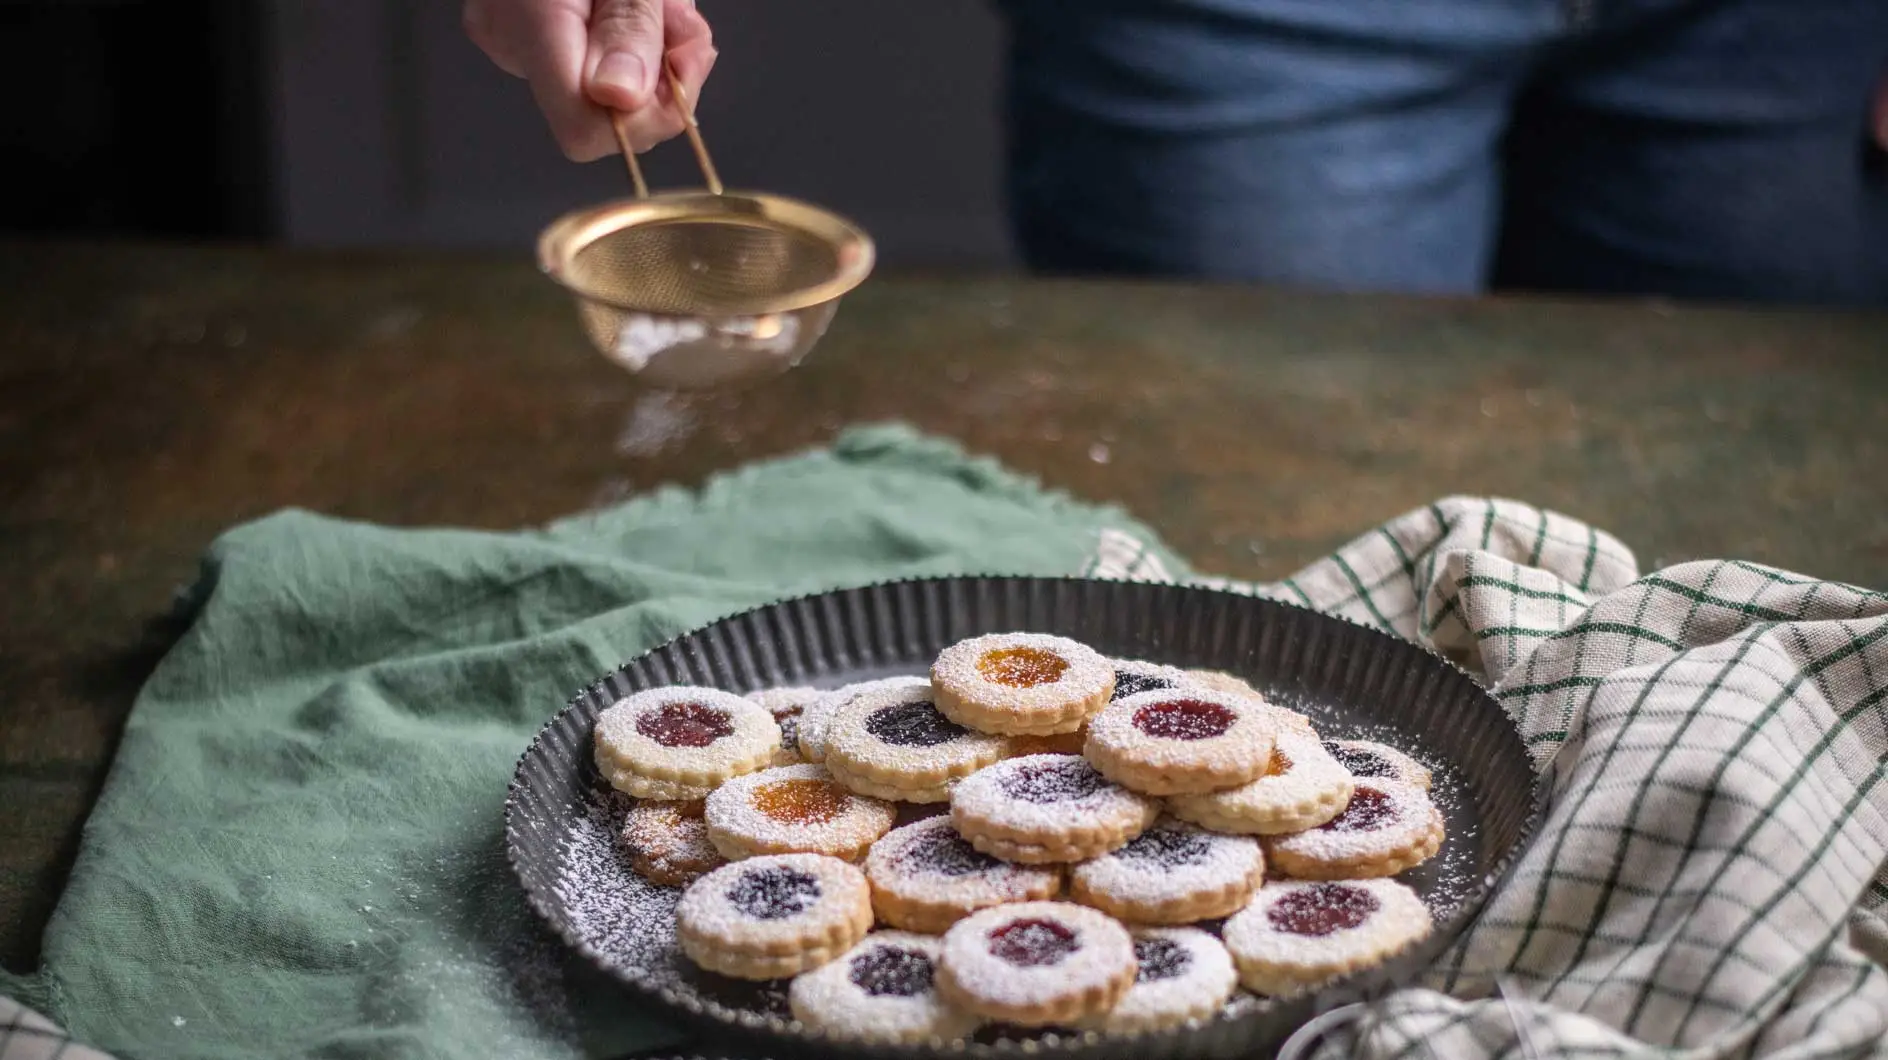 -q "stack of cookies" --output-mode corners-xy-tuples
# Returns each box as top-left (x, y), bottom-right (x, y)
(592, 632), (1446, 1043)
